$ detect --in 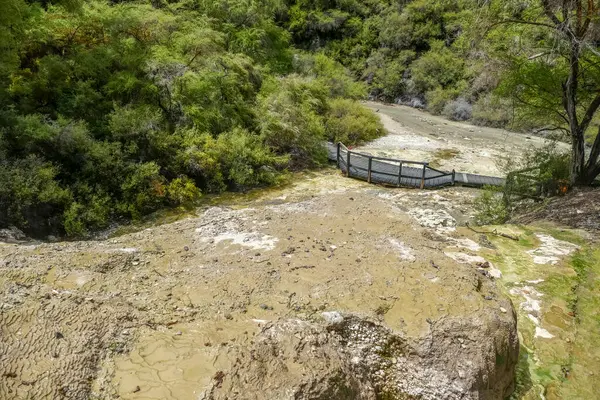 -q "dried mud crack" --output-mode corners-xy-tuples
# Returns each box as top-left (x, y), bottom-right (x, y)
(1, 188), (518, 400)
